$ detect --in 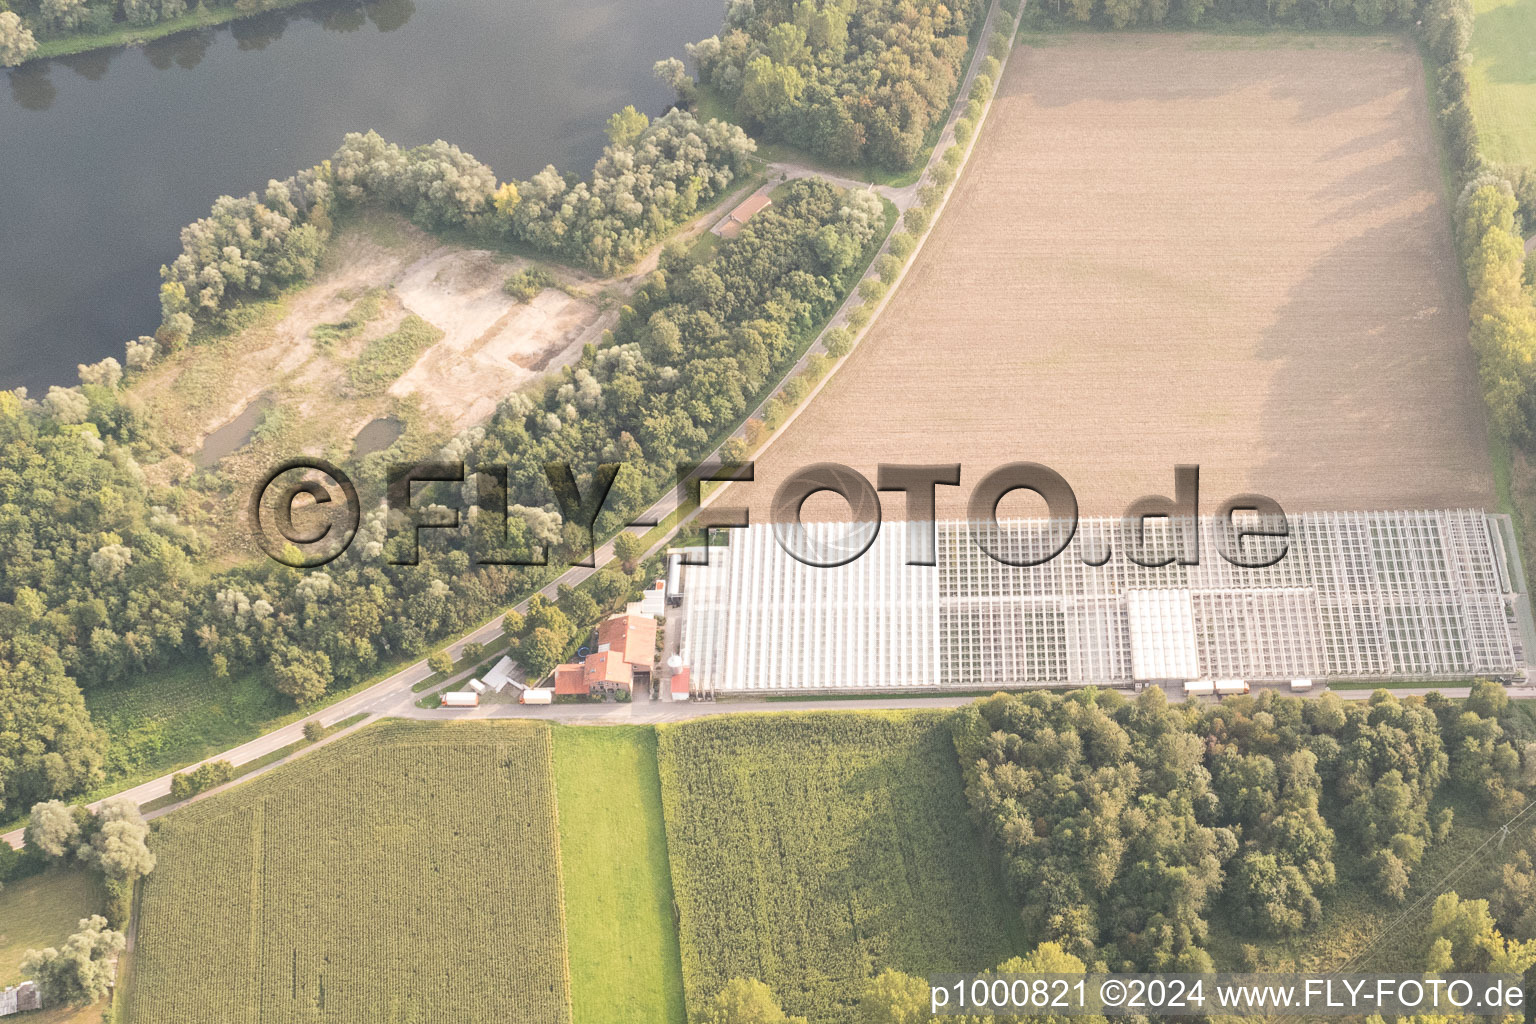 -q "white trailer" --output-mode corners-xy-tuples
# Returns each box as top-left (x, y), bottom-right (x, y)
(467, 679), (487, 694)
(1184, 680), (1215, 697)
(520, 688), (553, 705)
(440, 690), (479, 708)
(665, 552), (685, 607)
(1214, 679), (1250, 695)
(1289, 678), (1314, 692)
